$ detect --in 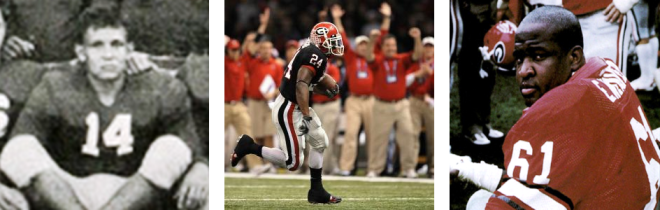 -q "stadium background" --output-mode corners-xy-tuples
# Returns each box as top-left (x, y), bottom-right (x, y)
(224, 0), (434, 209)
